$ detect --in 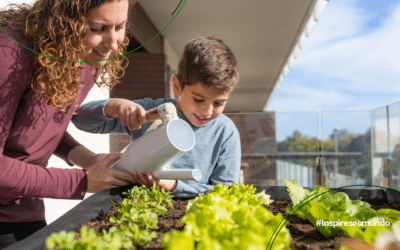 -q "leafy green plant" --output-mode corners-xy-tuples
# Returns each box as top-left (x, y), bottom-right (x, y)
(161, 183), (291, 250)
(110, 183), (173, 229)
(282, 179), (400, 245)
(46, 183), (174, 250)
(46, 226), (134, 250)
(255, 190), (273, 205)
